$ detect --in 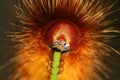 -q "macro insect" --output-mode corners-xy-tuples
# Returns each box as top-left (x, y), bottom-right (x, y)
(0, 0), (120, 80)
